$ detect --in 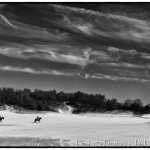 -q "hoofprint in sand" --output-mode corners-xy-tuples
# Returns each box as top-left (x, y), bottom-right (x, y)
(0, 106), (150, 147)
